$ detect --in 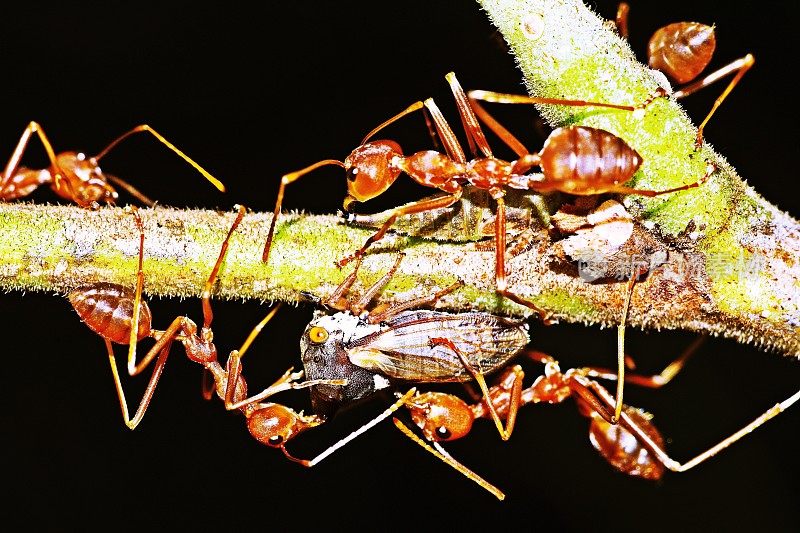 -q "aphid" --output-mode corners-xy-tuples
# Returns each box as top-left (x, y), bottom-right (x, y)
(398, 338), (800, 498)
(615, 2), (754, 148)
(68, 205), (334, 430)
(262, 71), (714, 423)
(1, 122), (225, 208)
